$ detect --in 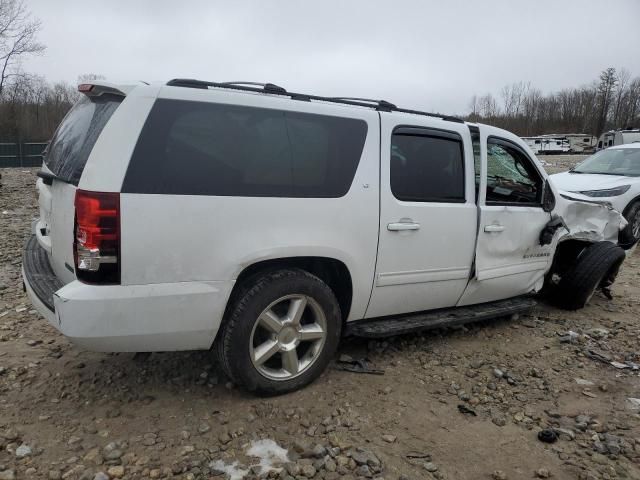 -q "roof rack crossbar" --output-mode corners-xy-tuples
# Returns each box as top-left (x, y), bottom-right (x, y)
(328, 97), (397, 111)
(217, 81), (269, 87)
(165, 78), (463, 123)
(217, 81), (287, 94)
